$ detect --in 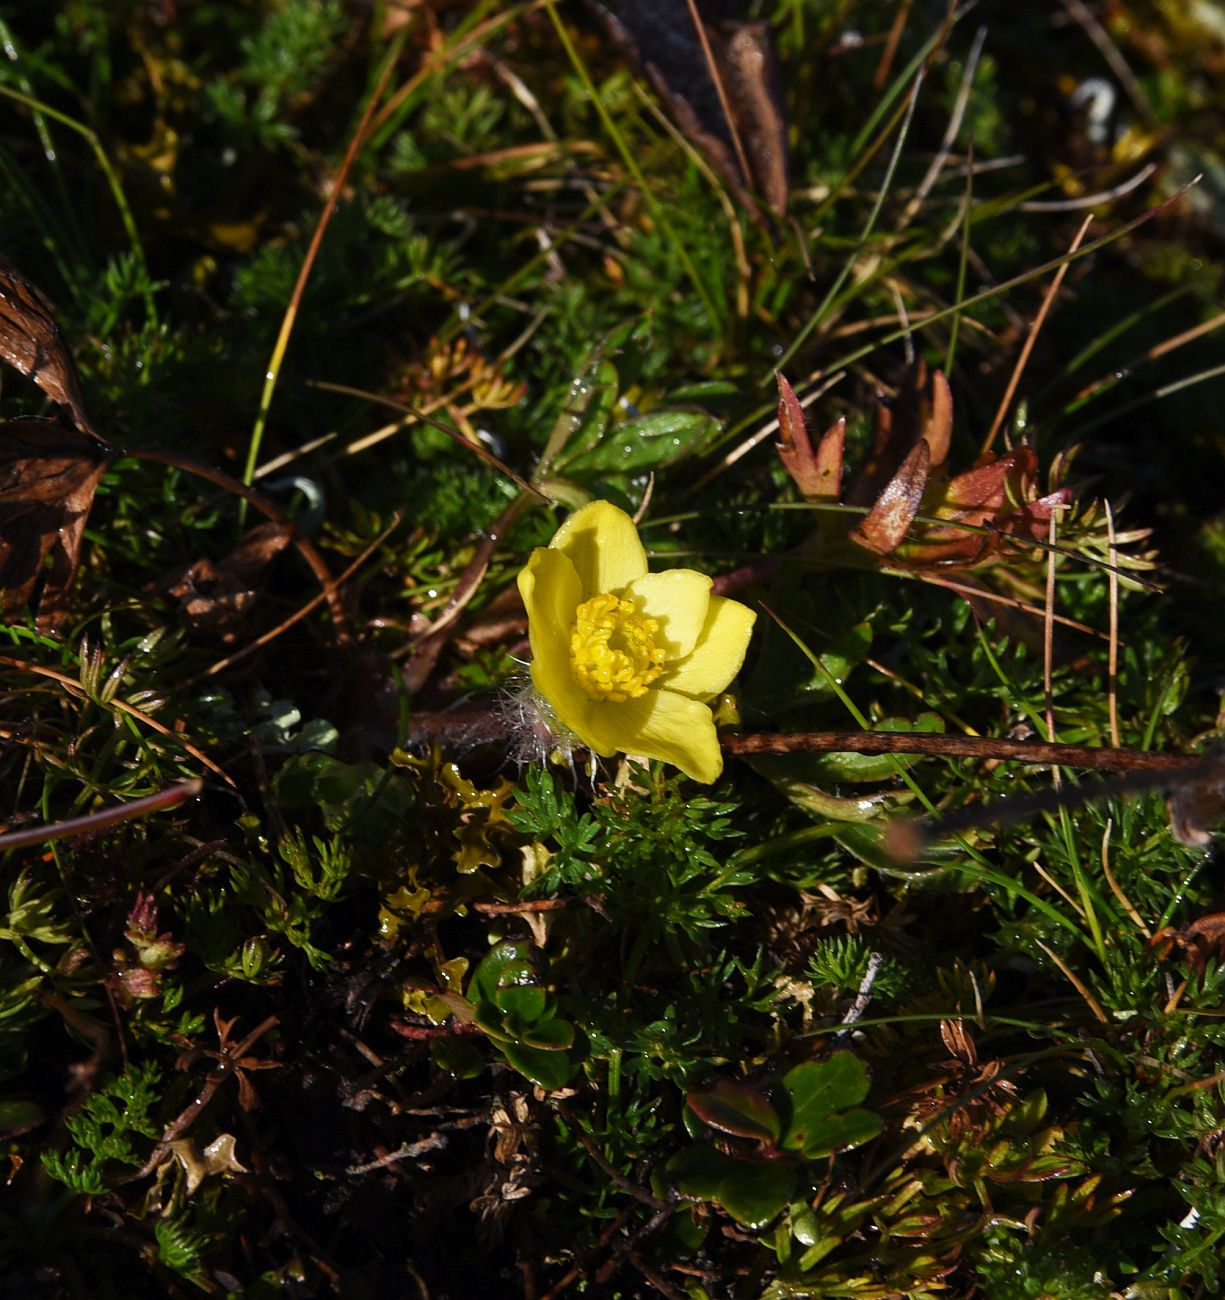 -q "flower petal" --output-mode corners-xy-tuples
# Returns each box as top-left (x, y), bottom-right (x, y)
(663, 596), (757, 699)
(550, 500), (647, 597)
(594, 690), (723, 783)
(624, 569), (712, 658)
(518, 548), (596, 741)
